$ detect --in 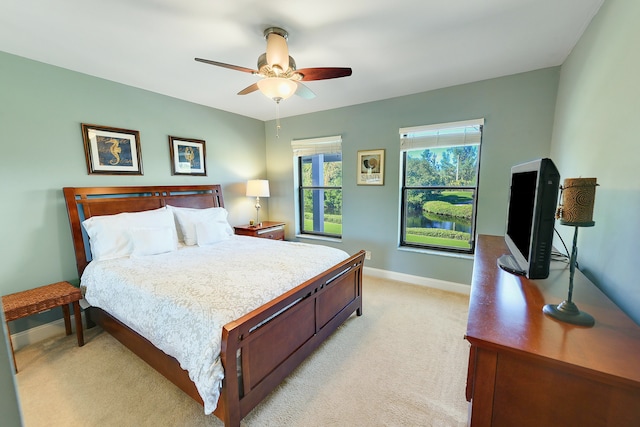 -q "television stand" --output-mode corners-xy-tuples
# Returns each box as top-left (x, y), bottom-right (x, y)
(465, 235), (640, 426)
